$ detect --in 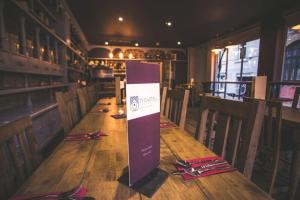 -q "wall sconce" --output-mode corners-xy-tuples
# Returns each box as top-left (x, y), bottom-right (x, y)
(109, 52), (113, 59)
(225, 45), (235, 49)
(129, 53), (133, 59)
(211, 48), (222, 54)
(119, 52), (124, 59)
